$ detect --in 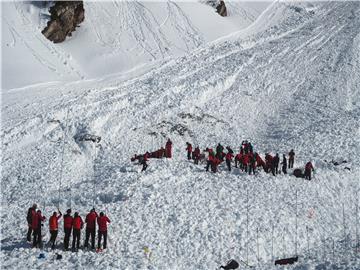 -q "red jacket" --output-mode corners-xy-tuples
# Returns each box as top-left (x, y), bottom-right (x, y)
(63, 214), (73, 229)
(49, 214), (62, 231)
(305, 162), (314, 171)
(194, 148), (200, 157)
(73, 216), (84, 230)
(32, 212), (45, 230)
(97, 216), (111, 232)
(225, 153), (234, 161)
(85, 212), (98, 229)
(186, 144), (192, 153)
(243, 154), (249, 165)
(256, 154), (265, 167)
(165, 140), (172, 157)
